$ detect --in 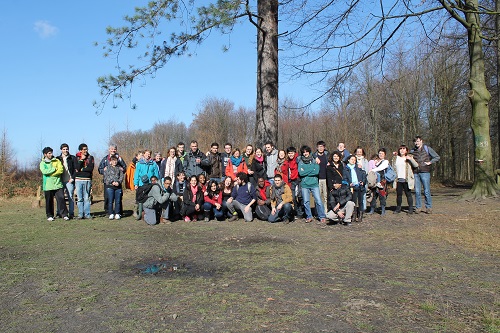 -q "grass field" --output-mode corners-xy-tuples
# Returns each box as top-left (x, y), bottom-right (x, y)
(0, 187), (498, 332)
